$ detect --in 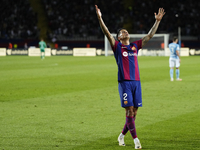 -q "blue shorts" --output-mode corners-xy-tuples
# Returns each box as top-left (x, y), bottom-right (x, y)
(118, 80), (142, 108)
